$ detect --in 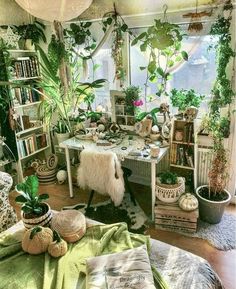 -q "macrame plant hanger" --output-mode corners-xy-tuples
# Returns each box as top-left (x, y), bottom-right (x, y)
(183, 0), (212, 32)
